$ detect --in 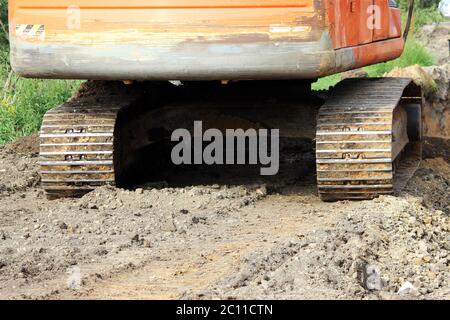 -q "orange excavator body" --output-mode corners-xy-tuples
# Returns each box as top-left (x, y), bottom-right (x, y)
(9, 0), (403, 80)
